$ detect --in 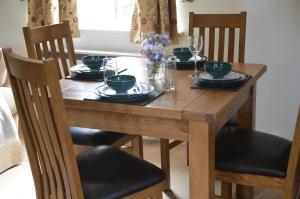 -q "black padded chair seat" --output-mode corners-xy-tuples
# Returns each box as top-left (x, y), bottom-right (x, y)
(71, 127), (125, 147)
(77, 145), (166, 199)
(216, 127), (292, 178)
